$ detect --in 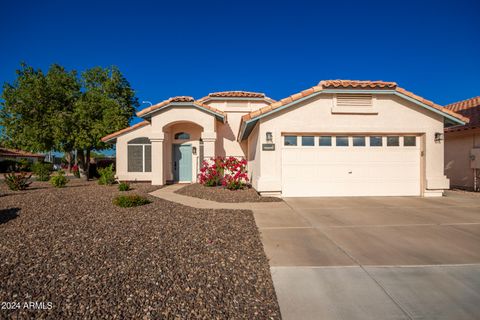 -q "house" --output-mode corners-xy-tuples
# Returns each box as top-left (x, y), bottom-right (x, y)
(0, 147), (45, 162)
(101, 80), (467, 197)
(444, 96), (480, 191)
